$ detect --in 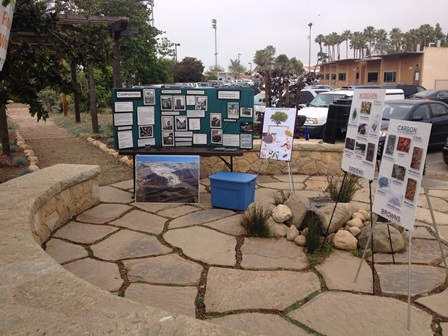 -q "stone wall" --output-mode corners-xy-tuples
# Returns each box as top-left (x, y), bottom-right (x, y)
(200, 139), (345, 178)
(0, 164), (248, 335)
